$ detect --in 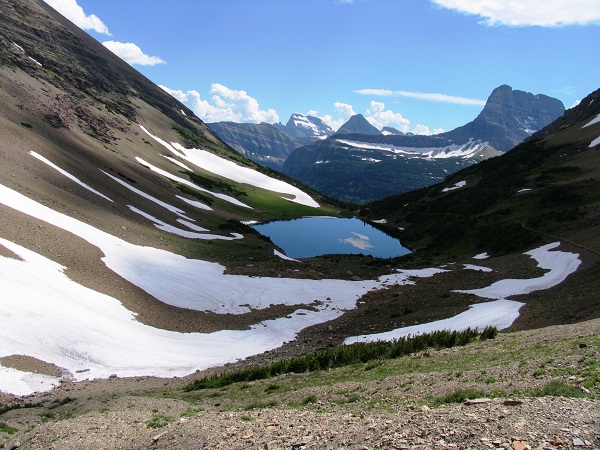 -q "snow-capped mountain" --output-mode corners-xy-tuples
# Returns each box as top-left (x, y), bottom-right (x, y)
(275, 113), (334, 139)
(282, 85), (564, 203)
